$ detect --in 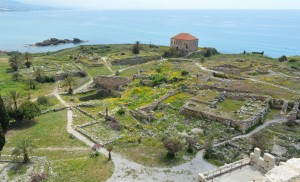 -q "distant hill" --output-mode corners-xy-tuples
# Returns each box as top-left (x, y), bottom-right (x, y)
(0, 0), (58, 12)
